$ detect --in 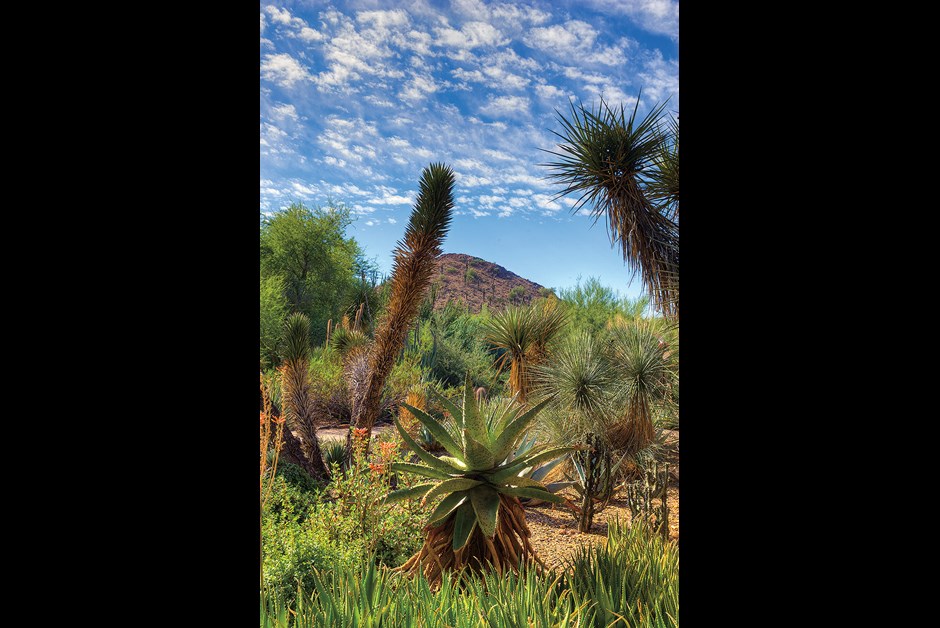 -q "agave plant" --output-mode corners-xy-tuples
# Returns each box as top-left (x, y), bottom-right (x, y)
(386, 375), (569, 586)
